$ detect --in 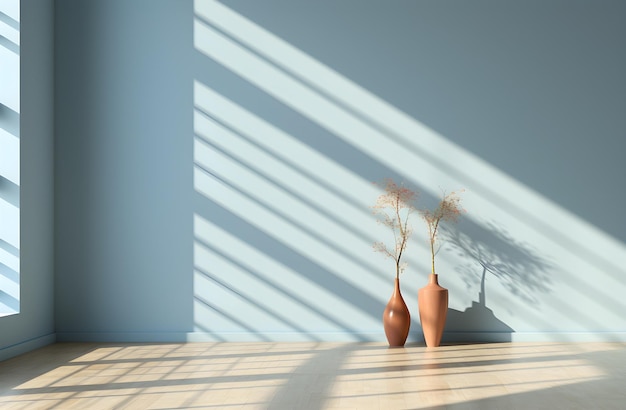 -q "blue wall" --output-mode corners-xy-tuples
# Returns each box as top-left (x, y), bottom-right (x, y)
(54, 0), (194, 340)
(0, 0), (55, 360)
(53, 0), (626, 342)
